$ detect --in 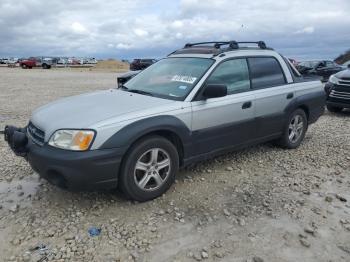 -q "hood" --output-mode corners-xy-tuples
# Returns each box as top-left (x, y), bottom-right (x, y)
(334, 69), (350, 80)
(31, 89), (174, 139)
